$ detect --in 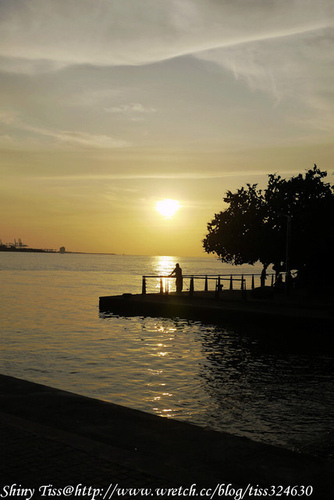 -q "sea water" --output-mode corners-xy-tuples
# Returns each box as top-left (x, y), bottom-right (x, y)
(0, 252), (333, 460)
